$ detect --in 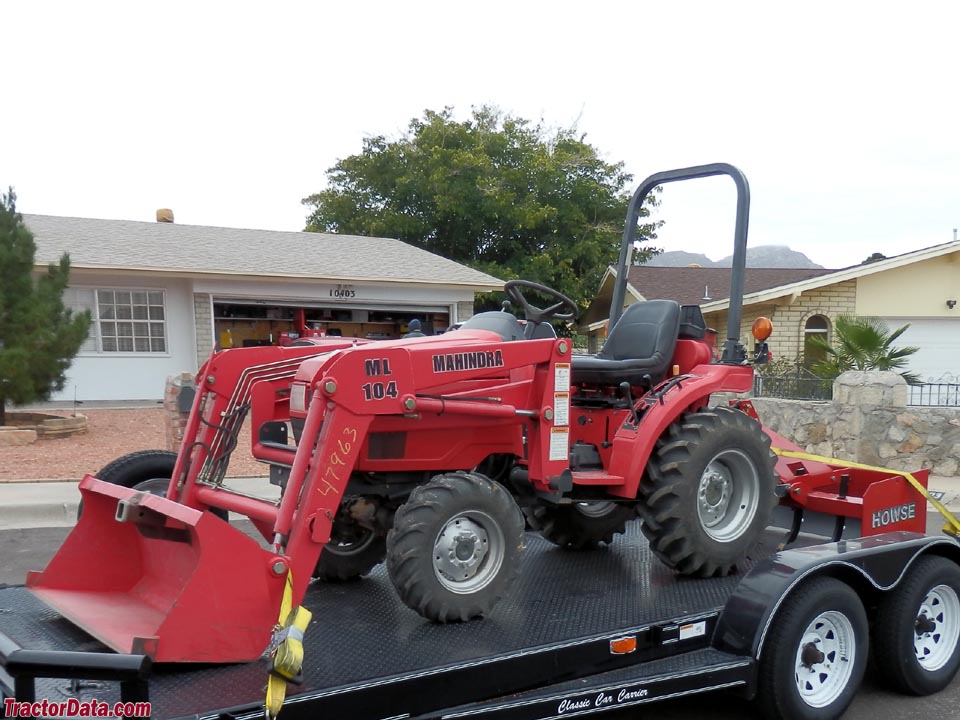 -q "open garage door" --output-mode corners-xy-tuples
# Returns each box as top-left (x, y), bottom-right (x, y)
(212, 299), (451, 348)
